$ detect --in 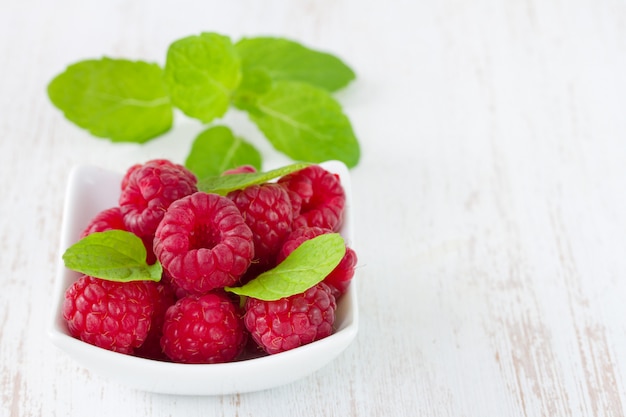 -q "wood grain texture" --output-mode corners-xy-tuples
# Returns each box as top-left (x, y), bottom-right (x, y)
(2, 0), (626, 415)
